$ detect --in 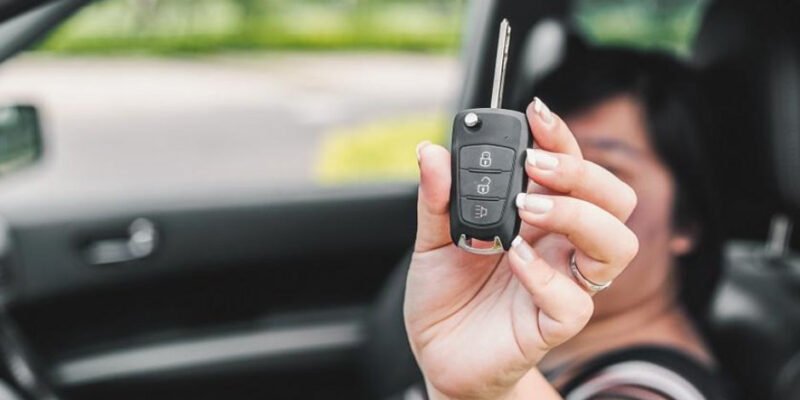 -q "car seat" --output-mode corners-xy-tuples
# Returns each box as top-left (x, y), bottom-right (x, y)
(694, 1), (800, 399)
